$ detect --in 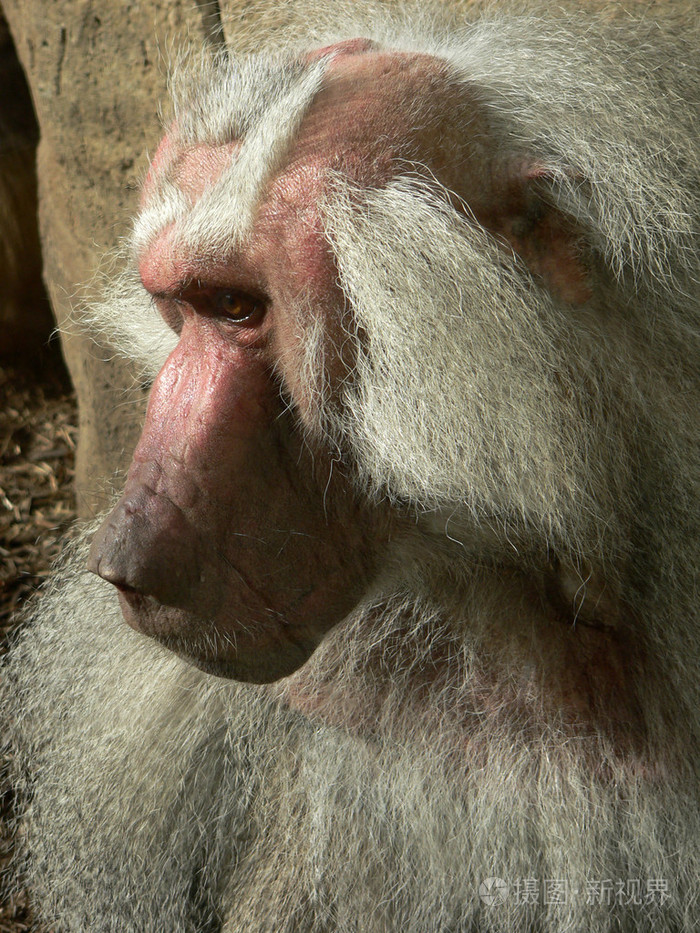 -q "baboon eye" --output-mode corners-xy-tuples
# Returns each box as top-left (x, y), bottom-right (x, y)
(214, 290), (267, 325)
